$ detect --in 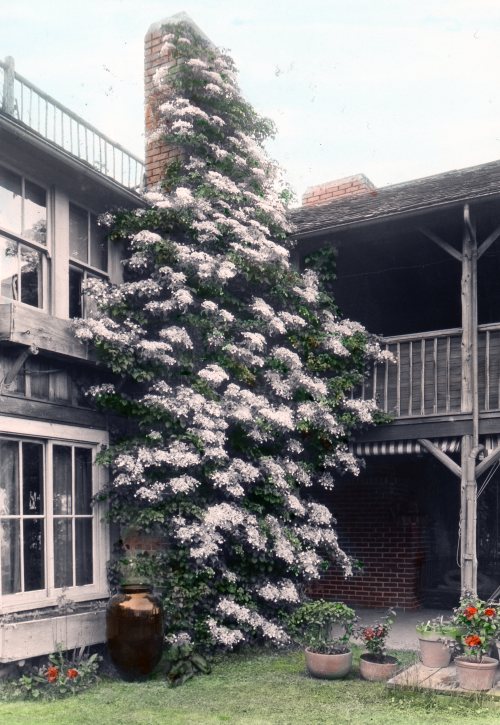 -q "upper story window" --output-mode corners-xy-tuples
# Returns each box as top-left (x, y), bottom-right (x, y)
(69, 203), (108, 318)
(0, 165), (47, 310)
(0, 166), (47, 244)
(69, 203), (107, 272)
